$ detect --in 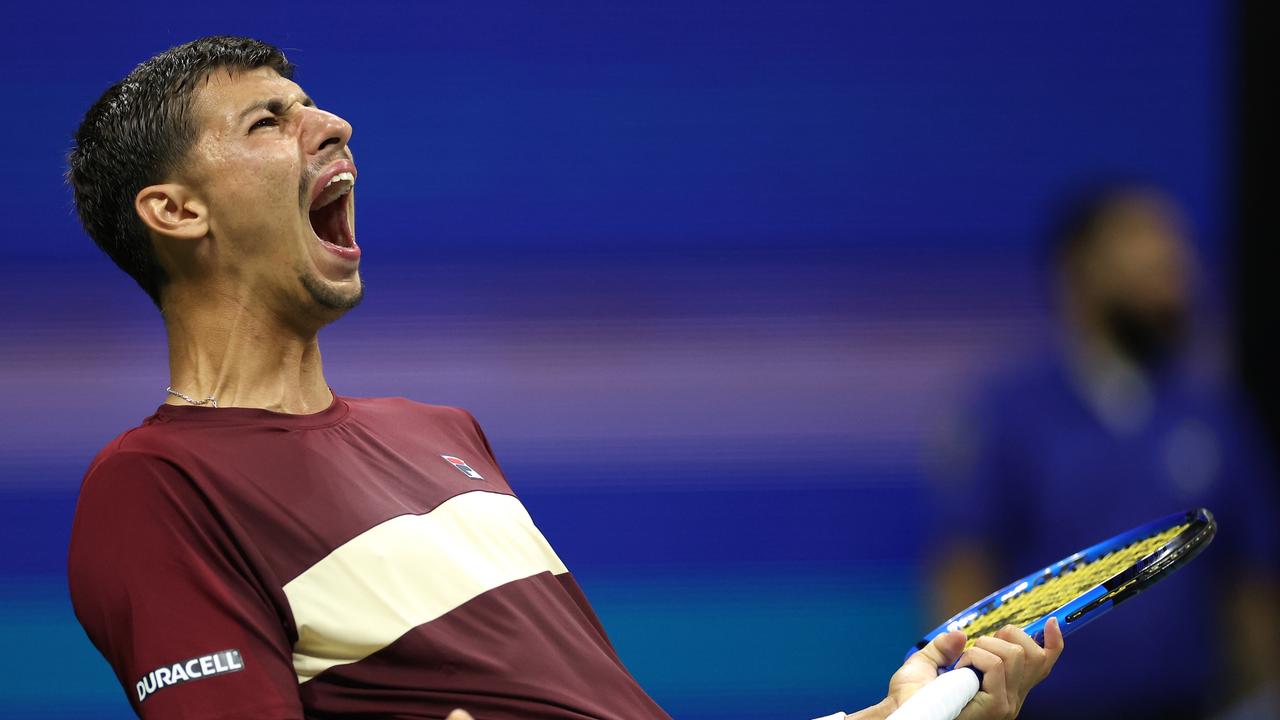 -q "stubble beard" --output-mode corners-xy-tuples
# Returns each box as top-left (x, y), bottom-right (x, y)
(299, 269), (364, 313)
